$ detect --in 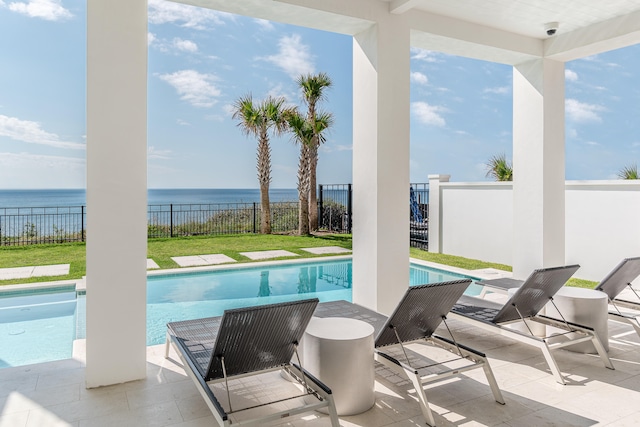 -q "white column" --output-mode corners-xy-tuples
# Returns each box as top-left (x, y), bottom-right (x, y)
(352, 17), (410, 316)
(86, 0), (148, 387)
(427, 174), (450, 253)
(512, 59), (565, 279)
